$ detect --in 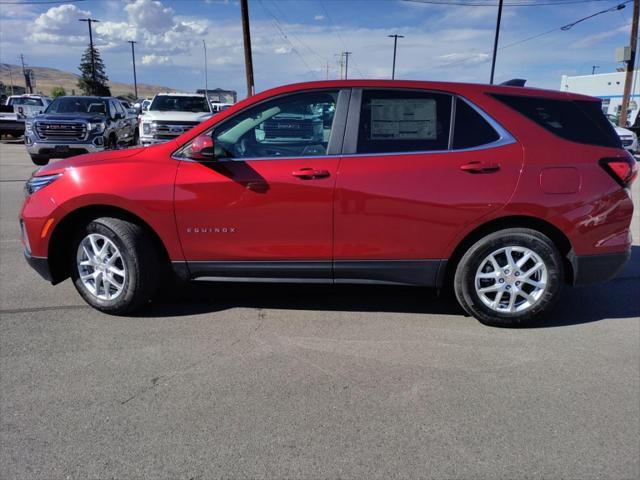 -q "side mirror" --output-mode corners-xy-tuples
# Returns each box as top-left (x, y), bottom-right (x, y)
(115, 112), (125, 120)
(188, 134), (215, 160)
